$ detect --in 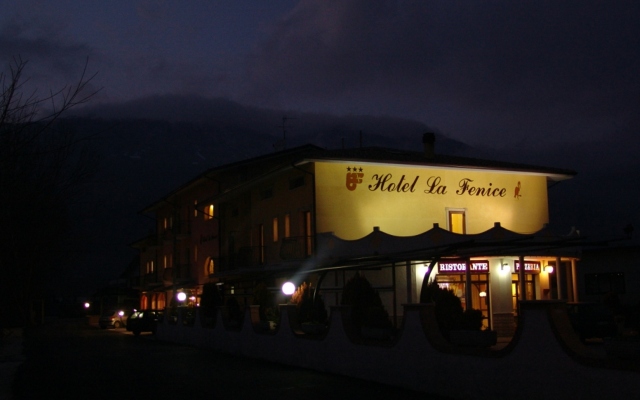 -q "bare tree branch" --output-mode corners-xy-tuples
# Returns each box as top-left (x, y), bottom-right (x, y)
(0, 57), (101, 327)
